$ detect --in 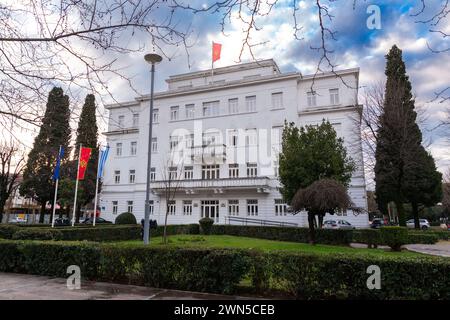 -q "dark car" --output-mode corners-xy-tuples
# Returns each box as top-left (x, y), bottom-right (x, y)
(54, 217), (70, 226)
(370, 218), (386, 229)
(81, 217), (112, 224)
